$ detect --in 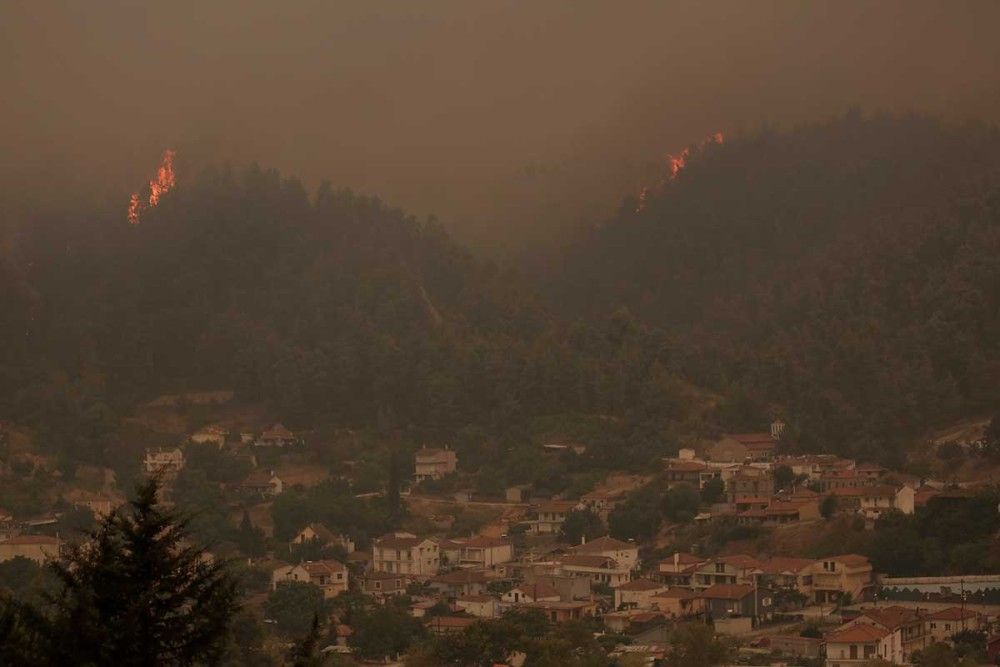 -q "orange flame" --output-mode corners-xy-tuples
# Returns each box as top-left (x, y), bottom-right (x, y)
(636, 132), (723, 212)
(127, 149), (176, 224)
